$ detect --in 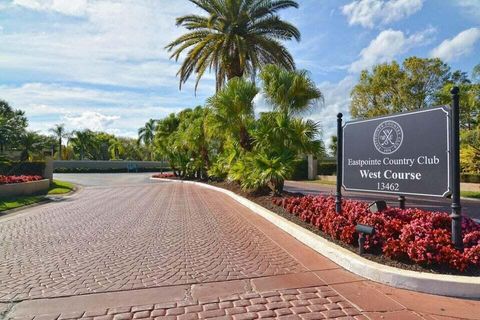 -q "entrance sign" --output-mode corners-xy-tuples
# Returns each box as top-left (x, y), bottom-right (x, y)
(342, 106), (451, 197)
